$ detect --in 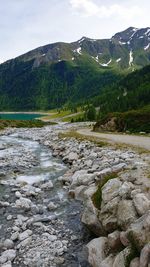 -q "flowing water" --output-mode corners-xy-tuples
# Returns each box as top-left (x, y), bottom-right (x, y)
(0, 133), (91, 266)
